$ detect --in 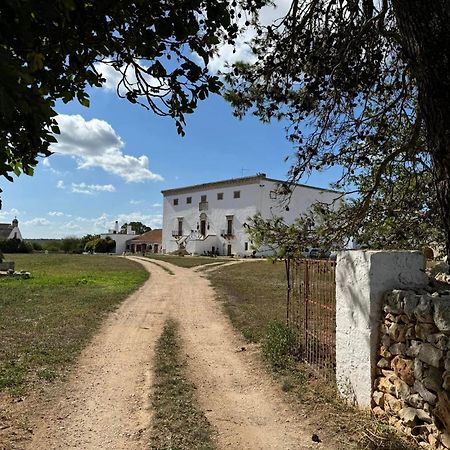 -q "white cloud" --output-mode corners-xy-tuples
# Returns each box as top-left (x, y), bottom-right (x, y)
(42, 158), (51, 167)
(48, 211), (65, 217)
(0, 208), (21, 221)
(57, 180), (65, 189)
(130, 199), (144, 205)
(152, 203), (162, 207)
(71, 182), (116, 195)
(51, 114), (163, 183)
(23, 217), (51, 226)
(208, 1), (292, 73)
